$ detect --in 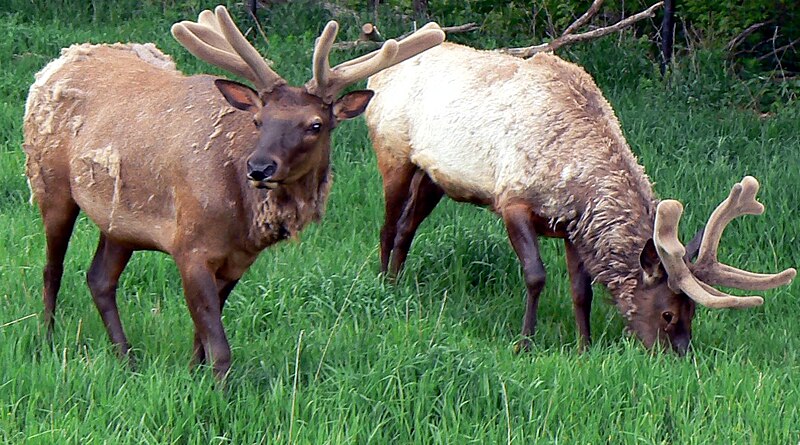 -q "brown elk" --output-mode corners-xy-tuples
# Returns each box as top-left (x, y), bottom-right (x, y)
(22, 5), (444, 378)
(365, 40), (795, 354)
